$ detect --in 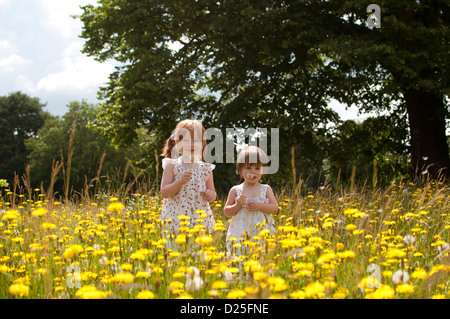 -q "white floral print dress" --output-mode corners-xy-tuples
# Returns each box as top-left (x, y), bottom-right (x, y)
(226, 183), (276, 252)
(160, 157), (216, 234)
